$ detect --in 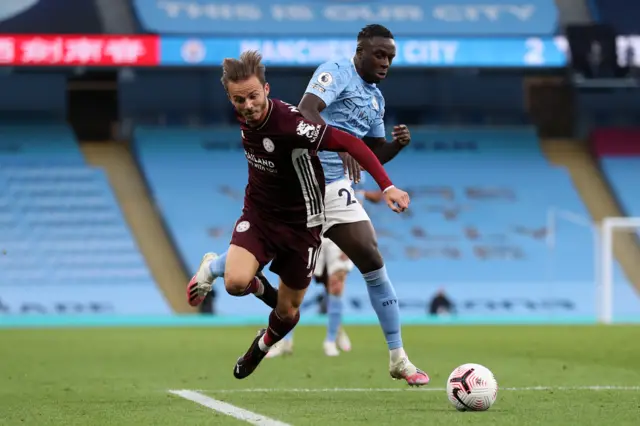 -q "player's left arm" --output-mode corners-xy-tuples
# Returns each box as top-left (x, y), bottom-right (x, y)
(363, 122), (410, 165)
(363, 126), (409, 164)
(362, 98), (410, 164)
